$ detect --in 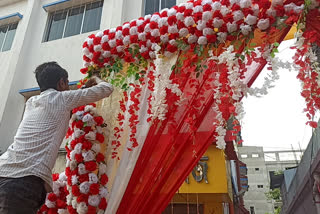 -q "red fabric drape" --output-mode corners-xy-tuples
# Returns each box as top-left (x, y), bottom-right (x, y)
(116, 27), (292, 214)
